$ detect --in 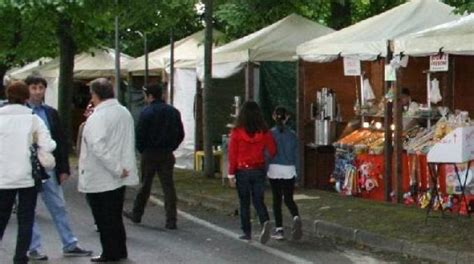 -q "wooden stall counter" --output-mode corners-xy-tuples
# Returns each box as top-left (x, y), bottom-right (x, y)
(304, 144), (335, 190)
